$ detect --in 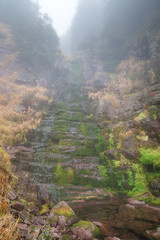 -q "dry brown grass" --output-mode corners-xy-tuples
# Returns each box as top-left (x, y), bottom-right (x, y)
(89, 91), (120, 110)
(0, 214), (20, 240)
(0, 68), (51, 146)
(0, 149), (20, 240)
(0, 24), (52, 146)
(88, 57), (152, 118)
(0, 77), (51, 145)
(107, 57), (149, 95)
(0, 23), (53, 240)
(0, 149), (14, 197)
(98, 57), (149, 96)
